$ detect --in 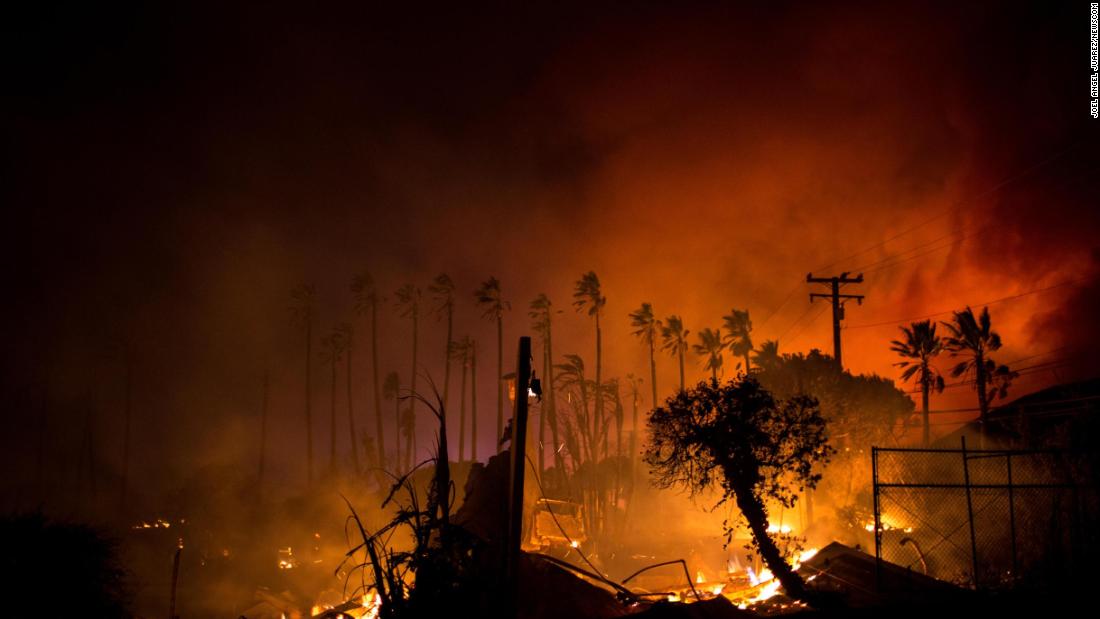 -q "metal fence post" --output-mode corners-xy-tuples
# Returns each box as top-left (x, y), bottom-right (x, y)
(872, 446), (882, 591)
(961, 436), (979, 588)
(1006, 453), (1018, 579)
